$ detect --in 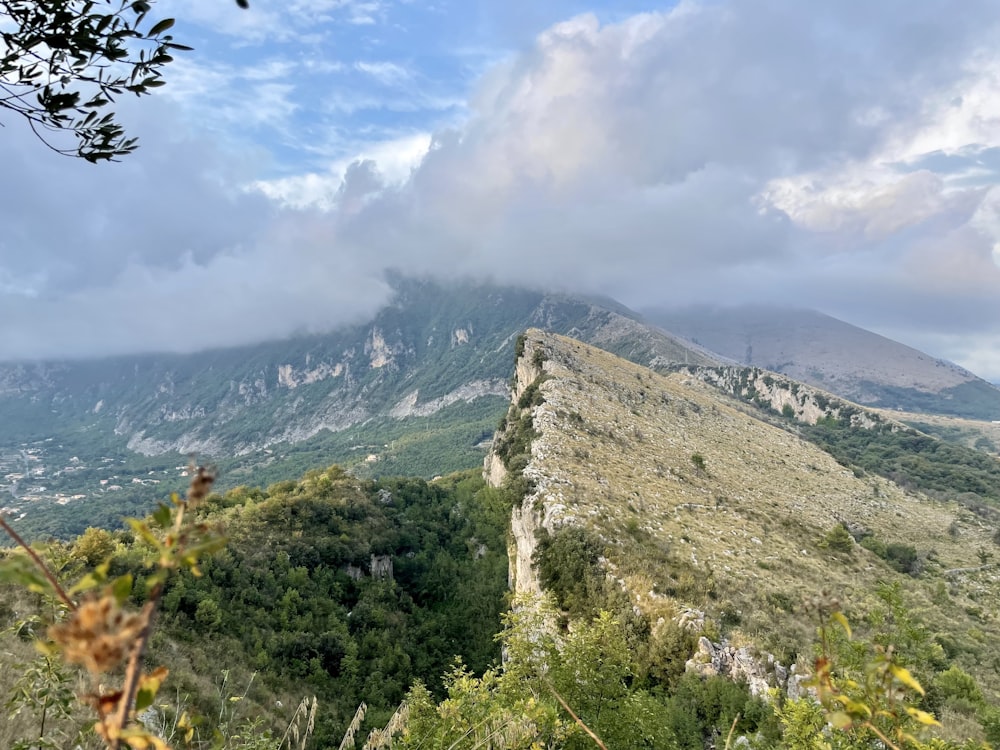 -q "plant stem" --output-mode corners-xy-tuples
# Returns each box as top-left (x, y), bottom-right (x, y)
(0, 512), (75, 610)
